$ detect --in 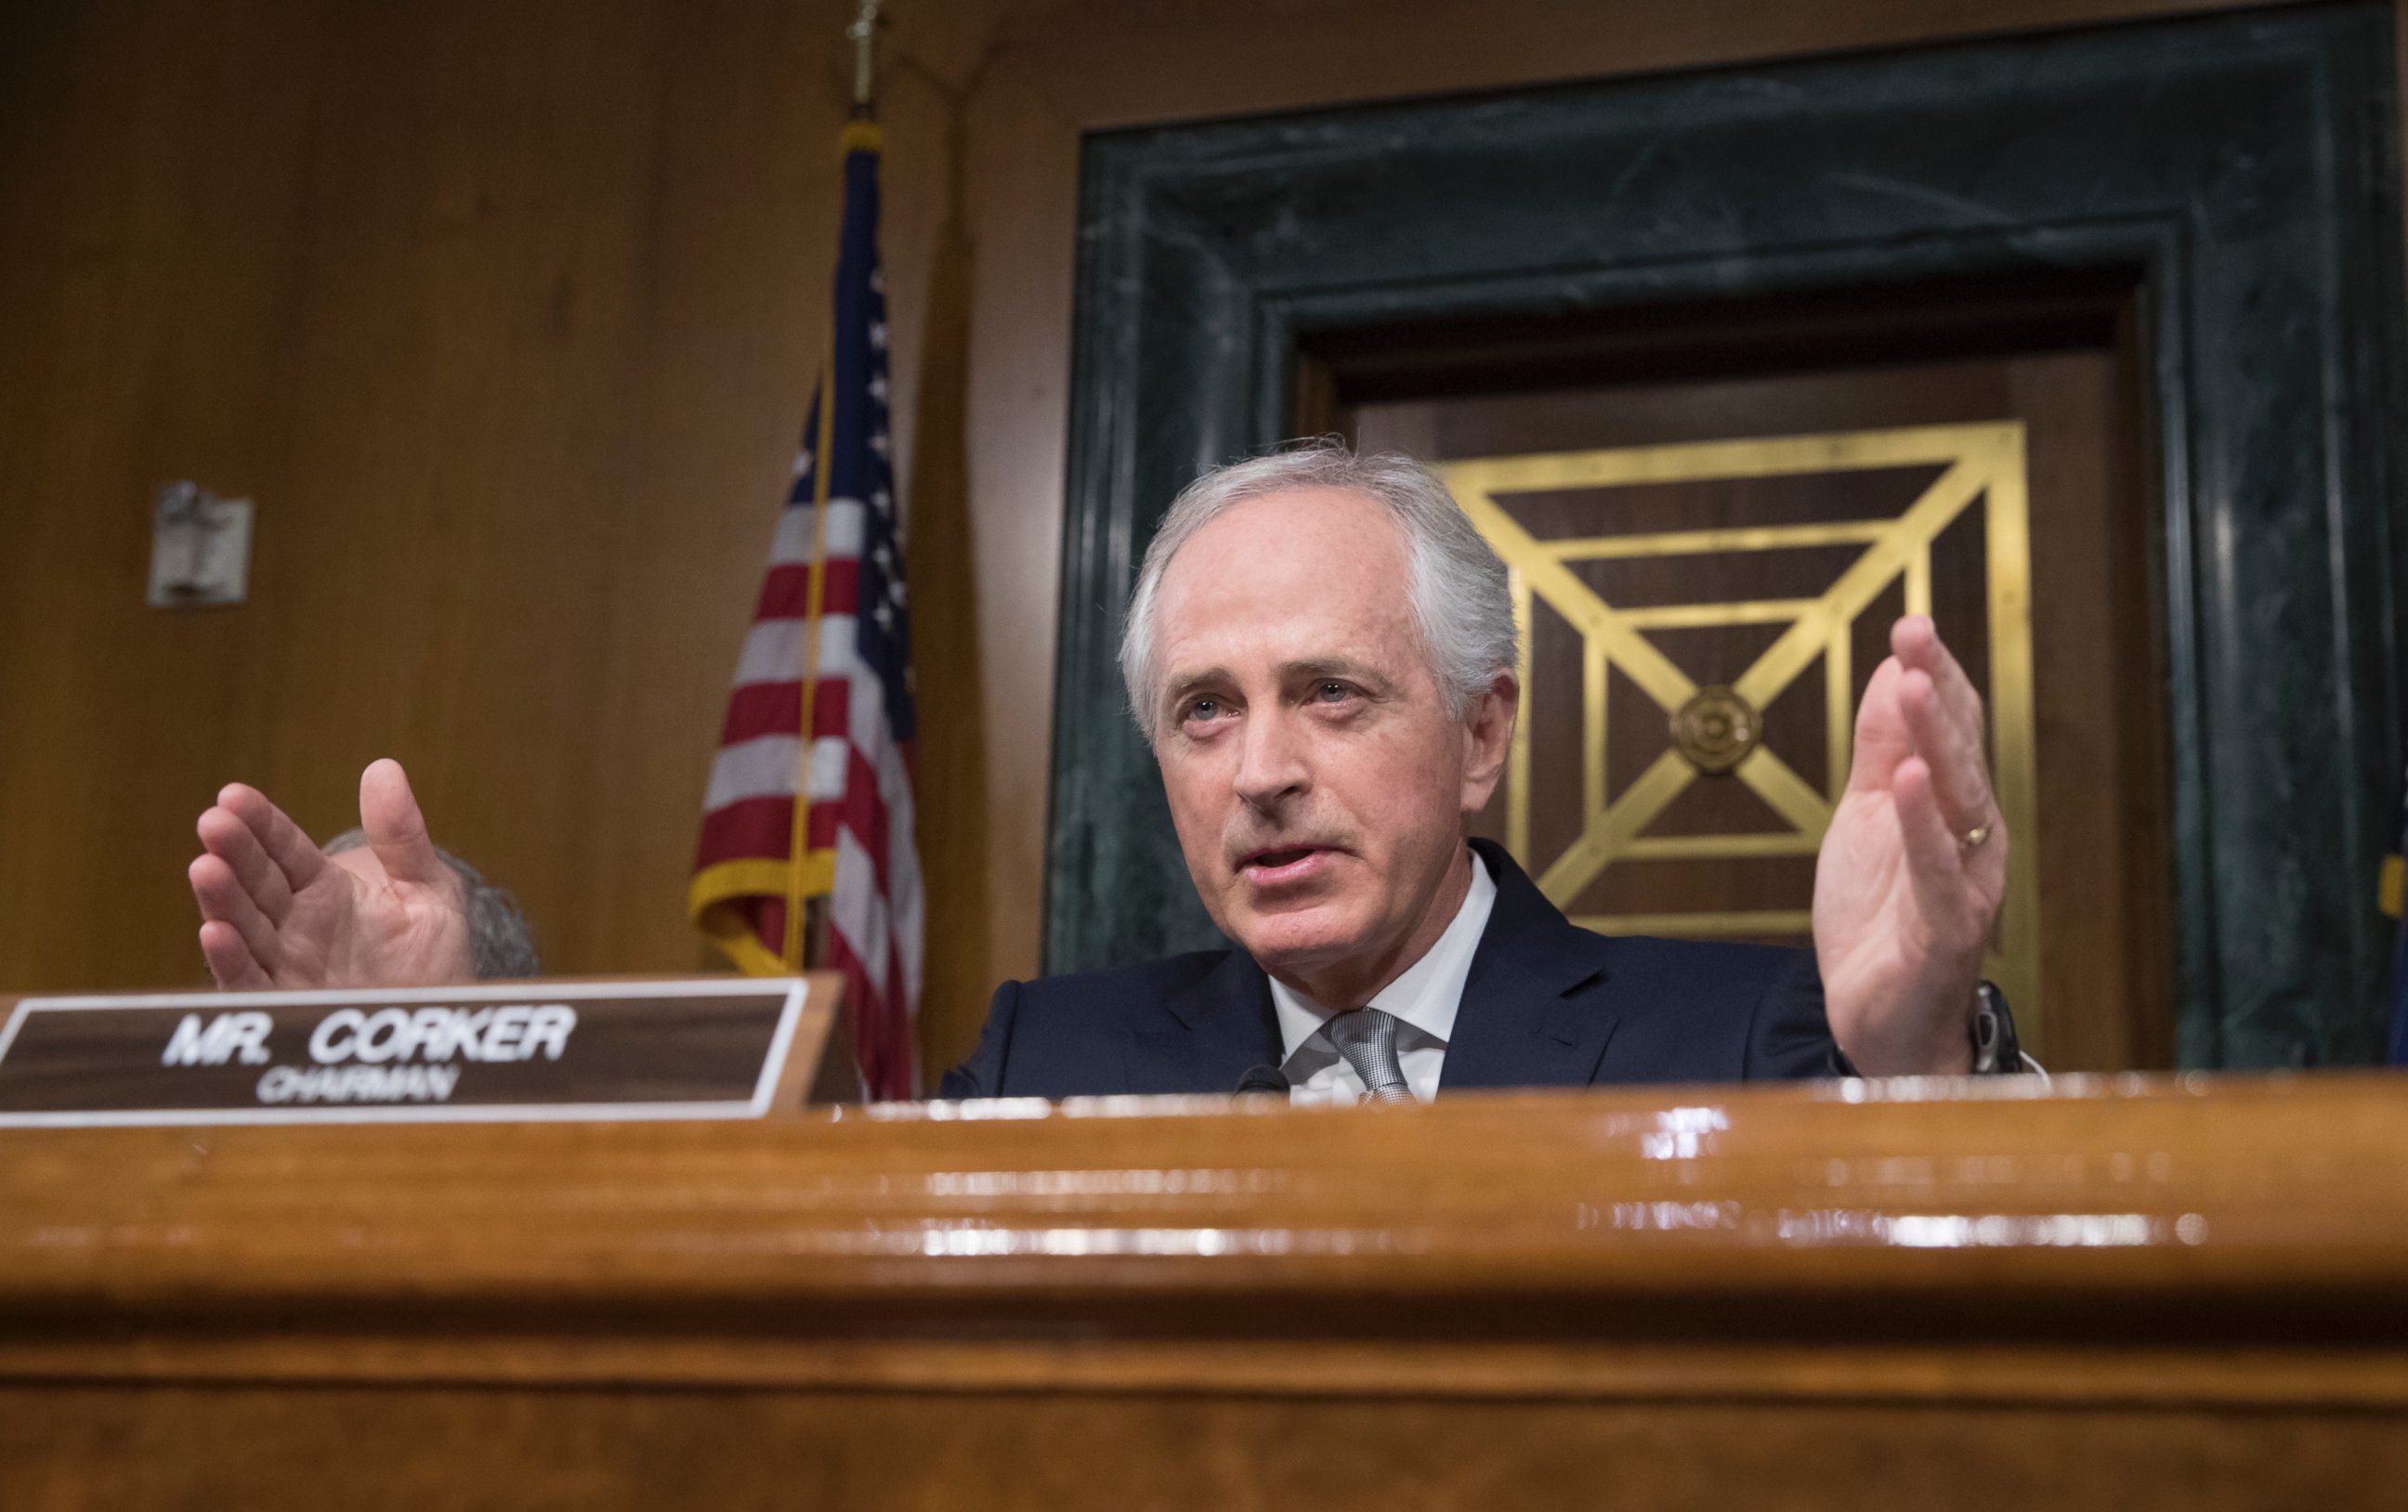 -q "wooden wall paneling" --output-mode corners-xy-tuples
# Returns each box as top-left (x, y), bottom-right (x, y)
(0, 0), (325, 994)
(939, 52), (1085, 1000)
(972, 0), (2283, 131)
(575, 0), (851, 978)
(897, 73), (997, 1077)
(264, 2), (676, 976)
